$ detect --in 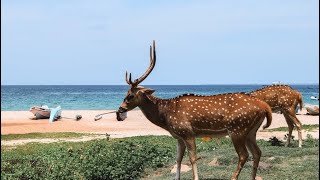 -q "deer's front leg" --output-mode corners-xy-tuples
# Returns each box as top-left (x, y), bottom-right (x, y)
(175, 139), (186, 180)
(184, 137), (199, 180)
